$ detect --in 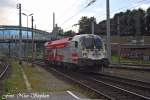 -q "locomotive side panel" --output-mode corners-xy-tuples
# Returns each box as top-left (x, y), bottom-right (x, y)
(70, 41), (80, 64)
(44, 34), (109, 72)
(56, 45), (71, 63)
